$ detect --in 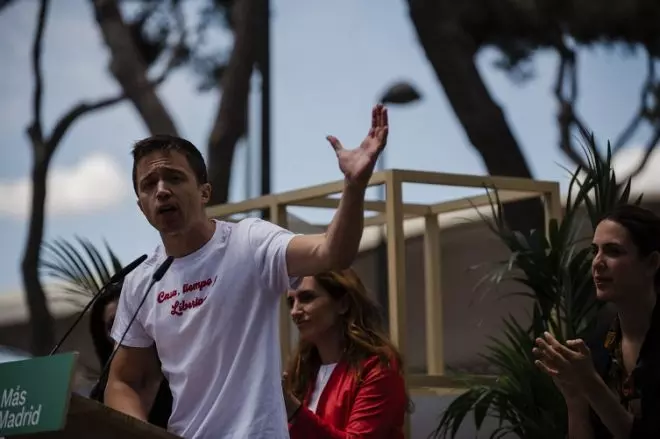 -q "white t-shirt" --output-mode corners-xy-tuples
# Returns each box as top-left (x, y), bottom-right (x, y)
(307, 363), (337, 413)
(110, 218), (298, 439)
